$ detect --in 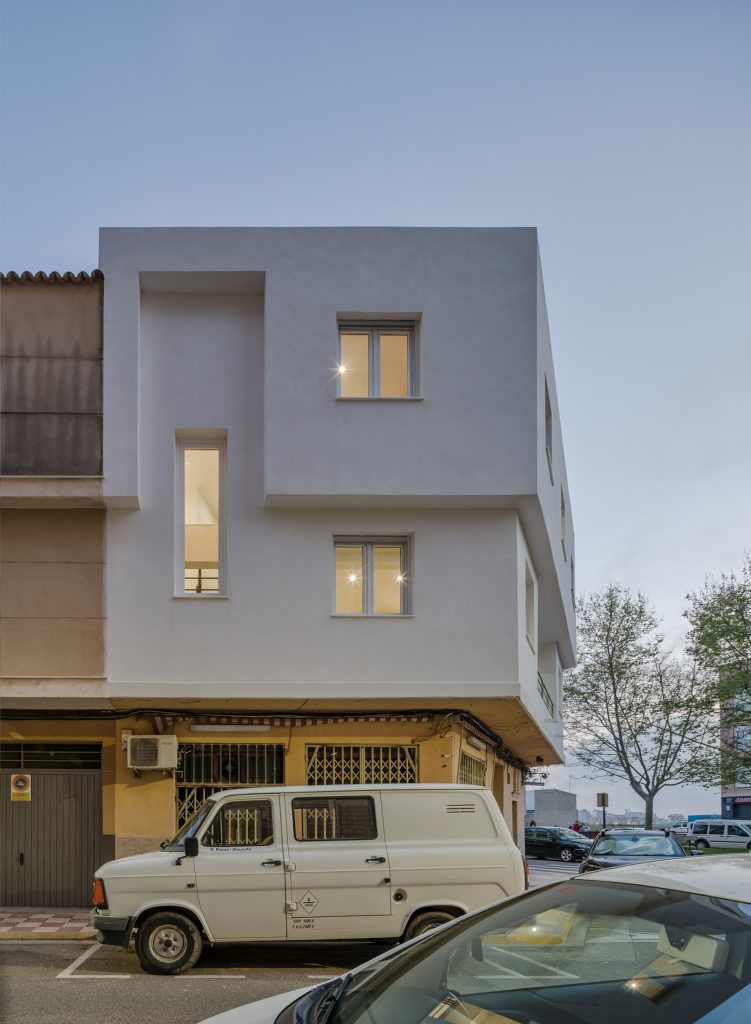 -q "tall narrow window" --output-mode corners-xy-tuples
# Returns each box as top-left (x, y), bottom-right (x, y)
(560, 489), (567, 560)
(544, 379), (553, 483)
(525, 563), (536, 651)
(337, 322), (417, 398)
(334, 538), (410, 615)
(177, 437), (226, 596)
